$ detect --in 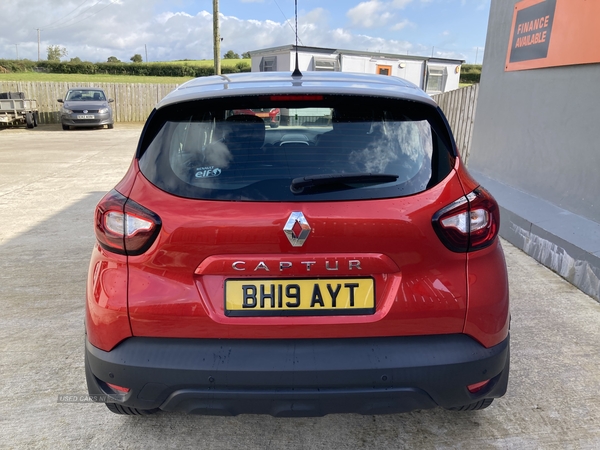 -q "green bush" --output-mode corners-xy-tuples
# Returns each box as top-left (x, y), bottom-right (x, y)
(235, 62), (251, 72)
(0, 59), (38, 72)
(460, 64), (481, 84)
(460, 72), (481, 84)
(0, 59), (252, 78)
